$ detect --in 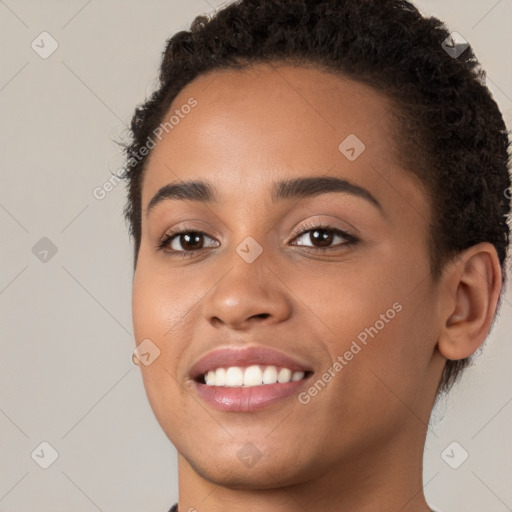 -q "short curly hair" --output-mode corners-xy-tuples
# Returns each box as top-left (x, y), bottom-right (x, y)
(121, 0), (511, 397)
